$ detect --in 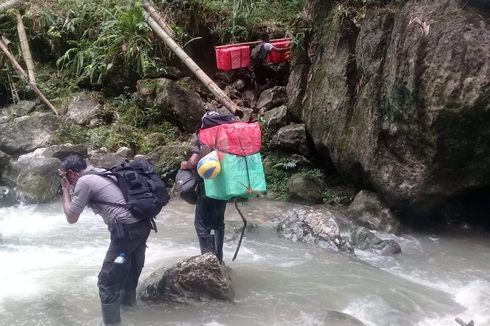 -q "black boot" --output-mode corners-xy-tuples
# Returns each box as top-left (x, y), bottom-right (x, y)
(214, 228), (225, 264)
(101, 302), (121, 325)
(120, 289), (136, 307)
(198, 234), (216, 254)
